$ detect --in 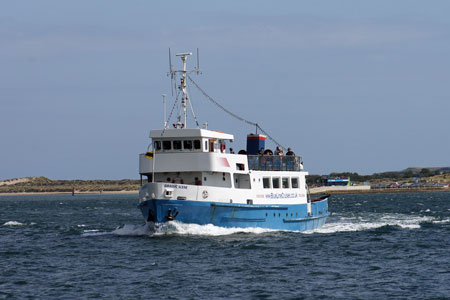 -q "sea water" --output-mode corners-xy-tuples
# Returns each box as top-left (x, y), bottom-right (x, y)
(1, 192), (449, 299)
